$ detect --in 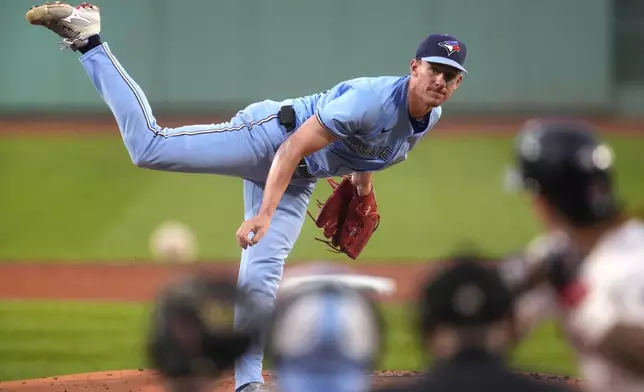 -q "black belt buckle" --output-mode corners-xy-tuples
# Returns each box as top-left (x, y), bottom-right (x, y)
(278, 105), (297, 132)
